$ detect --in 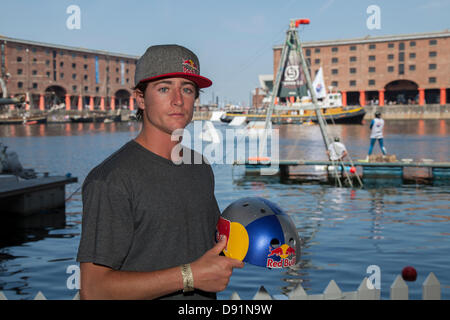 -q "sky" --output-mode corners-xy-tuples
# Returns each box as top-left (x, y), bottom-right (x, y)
(0, 0), (449, 106)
